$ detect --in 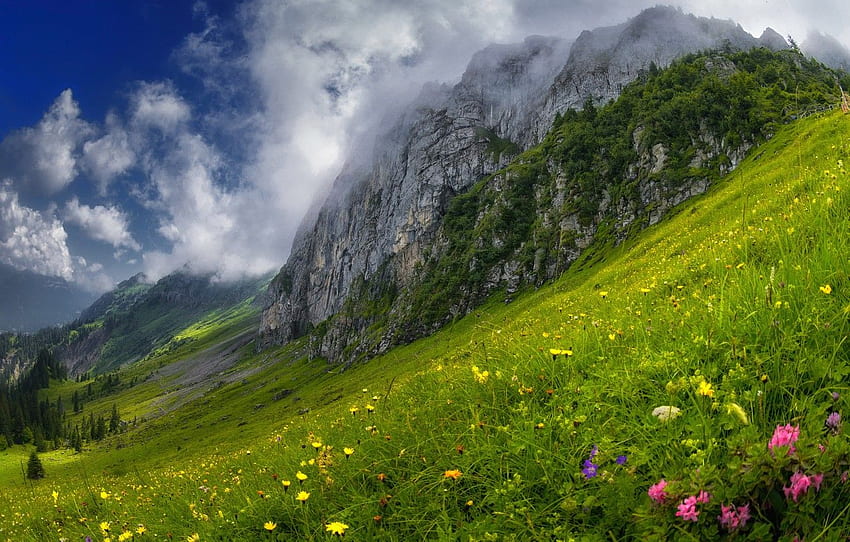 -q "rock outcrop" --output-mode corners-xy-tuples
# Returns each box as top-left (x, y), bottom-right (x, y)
(259, 6), (789, 361)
